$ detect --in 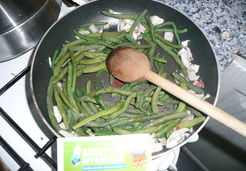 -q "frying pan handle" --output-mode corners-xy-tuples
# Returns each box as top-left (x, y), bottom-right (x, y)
(145, 71), (246, 137)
